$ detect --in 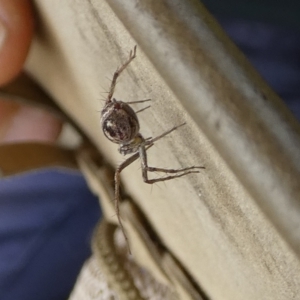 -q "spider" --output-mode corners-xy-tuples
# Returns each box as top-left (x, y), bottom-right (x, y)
(100, 46), (204, 253)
